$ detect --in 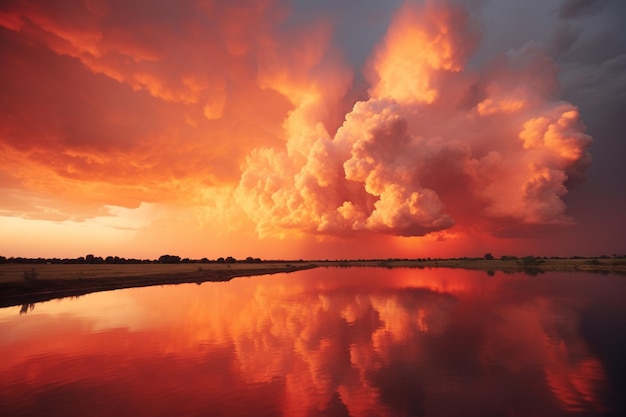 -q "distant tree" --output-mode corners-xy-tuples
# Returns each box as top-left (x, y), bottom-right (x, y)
(159, 254), (181, 264)
(225, 256), (236, 263)
(217, 257), (225, 263)
(484, 253), (494, 260)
